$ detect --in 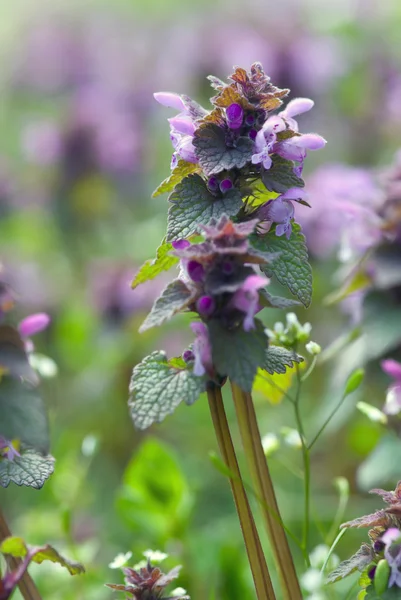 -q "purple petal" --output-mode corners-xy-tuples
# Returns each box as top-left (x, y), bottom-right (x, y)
(226, 103), (244, 130)
(172, 240), (191, 250)
(231, 274), (269, 331)
(282, 97), (314, 118)
(153, 92), (186, 112)
(169, 115), (195, 136)
(295, 133), (327, 150)
(190, 322), (213, 377)
(18, 313), (50, 338)
(384, 385), (401, 416)
(381, 359), (401, 381)
(177, 136), (197, 163)
(196, 295), (215, 317)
